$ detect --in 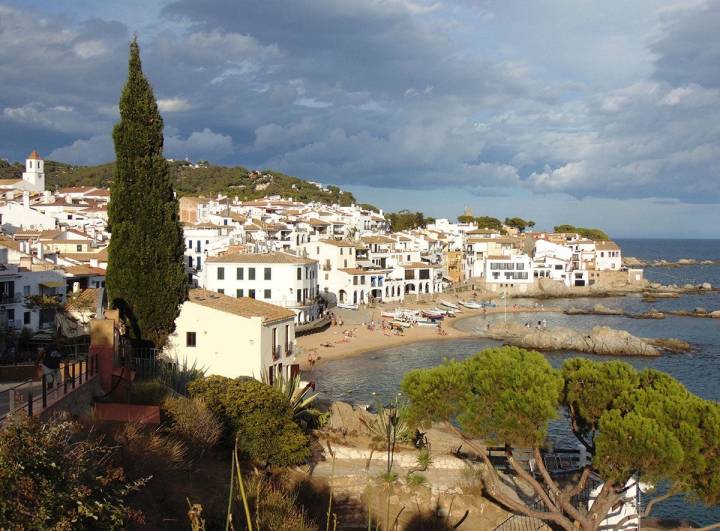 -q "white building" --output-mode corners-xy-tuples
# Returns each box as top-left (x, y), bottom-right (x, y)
(22, 151), (45, 192)
(165, 288), (298, 381)
(483, 253), (534, 293)
(595, 241), (622, 270)
(202, 251), (320, 324)
(0, 247), (66, 333)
